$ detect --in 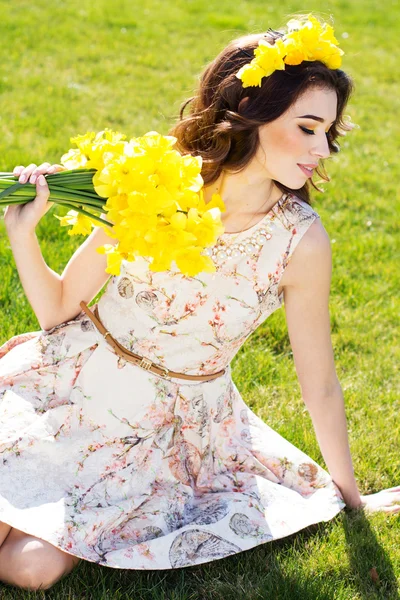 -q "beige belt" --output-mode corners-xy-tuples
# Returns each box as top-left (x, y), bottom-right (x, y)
(79, 301), (226, 382)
